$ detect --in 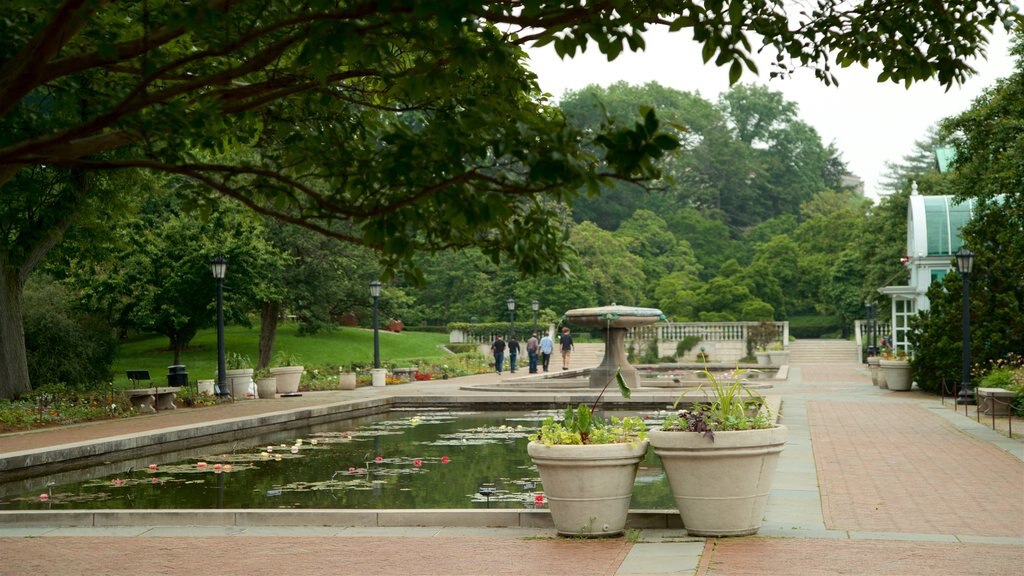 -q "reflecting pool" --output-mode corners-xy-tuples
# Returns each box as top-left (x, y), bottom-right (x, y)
(0, 409), (674, 511)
